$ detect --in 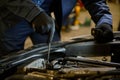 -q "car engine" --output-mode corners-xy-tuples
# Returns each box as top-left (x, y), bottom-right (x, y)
(1, 33), (120, 80)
